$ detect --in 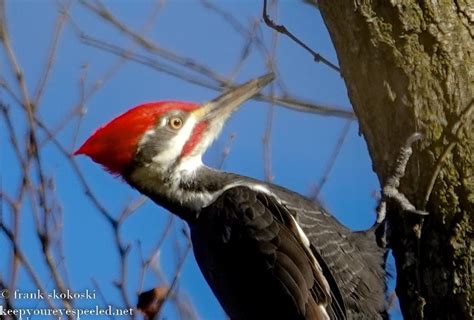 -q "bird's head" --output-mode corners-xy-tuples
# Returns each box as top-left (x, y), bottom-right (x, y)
(75, 74), (274, 186)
